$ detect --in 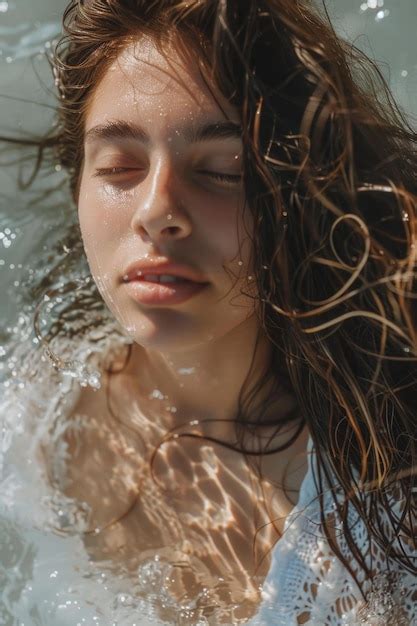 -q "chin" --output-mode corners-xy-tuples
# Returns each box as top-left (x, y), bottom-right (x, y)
(113, 310), (215, 353)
